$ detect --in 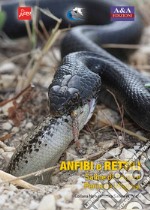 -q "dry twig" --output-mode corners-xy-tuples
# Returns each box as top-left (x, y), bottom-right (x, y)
(0, 170), (38, 191)
(100, 121), (148, 142)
